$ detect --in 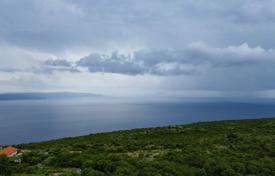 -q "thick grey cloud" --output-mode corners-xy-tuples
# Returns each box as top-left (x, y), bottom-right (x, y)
(1, 0), (275, 51)
(1, 42), (273, 77)
(76, 51), (195, 75)
(37, 59), (79, 74)
(77, 52), (145, 75)
(76, 43), (275, 76)
(1, 42), (275, 93)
